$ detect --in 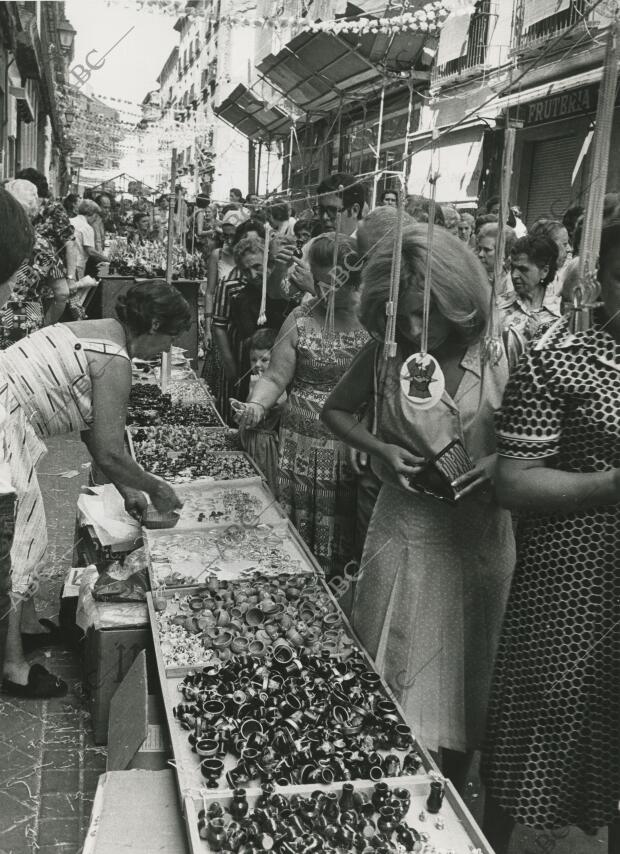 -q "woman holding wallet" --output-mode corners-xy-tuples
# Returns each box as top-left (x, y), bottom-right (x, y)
(322, 225), (516, 781)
